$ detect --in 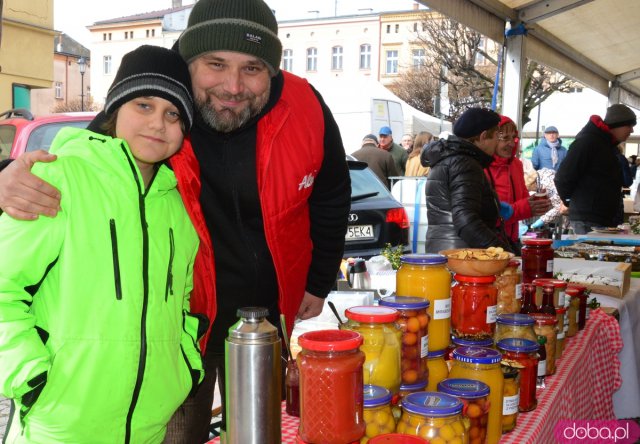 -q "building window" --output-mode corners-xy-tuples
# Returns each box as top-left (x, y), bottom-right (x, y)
(152, 29), (155, 37)
(413, 23), (418, 32)
(283, 49), (293, 71)
(306, 47), (317, 72)
(386, 50), (399, 74)
(412, 48), (426, 68)
(103, 55), (112, 75)
(146, 30), (150, 37)
(331, 46), (343, 70)
(359, 44), (371, 69)
(103, 33), (106, 41)
(395, 24), (400, 33)
(108, 33), (112, 40)
(125, 32), (128, 39)
(54, 82), (63, 99)
(386, 24), (391, 34)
